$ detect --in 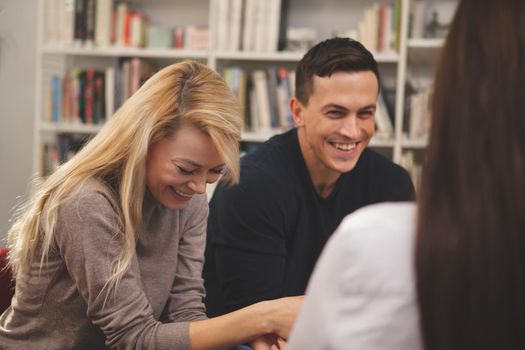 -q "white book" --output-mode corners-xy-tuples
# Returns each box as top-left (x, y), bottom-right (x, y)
(411, 1), (427, 39)
(252, 70), (272, 130)
(95, 0), (112, 47)
(115, 2), (128, 47)
(46, 0), (61, 45)
(216, 0), (230, 50)
(370, 4), (380, 52)
(242, 0), (256, 51)
(61, 0), (75, 46)
(375, 93), (394, 138)
(383, 5), (392, 52)
(130, 13), (144, 48)
(253, 1), (268, 52)
(409, 87), (432, 139)
(228, 0), (243, 51)
(265, 0), (281, 52)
